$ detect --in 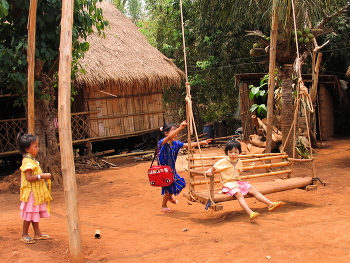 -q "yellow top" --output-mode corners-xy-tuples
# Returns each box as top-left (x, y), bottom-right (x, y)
(213, 157), (243, 188)
(20, 154), (52, 207)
